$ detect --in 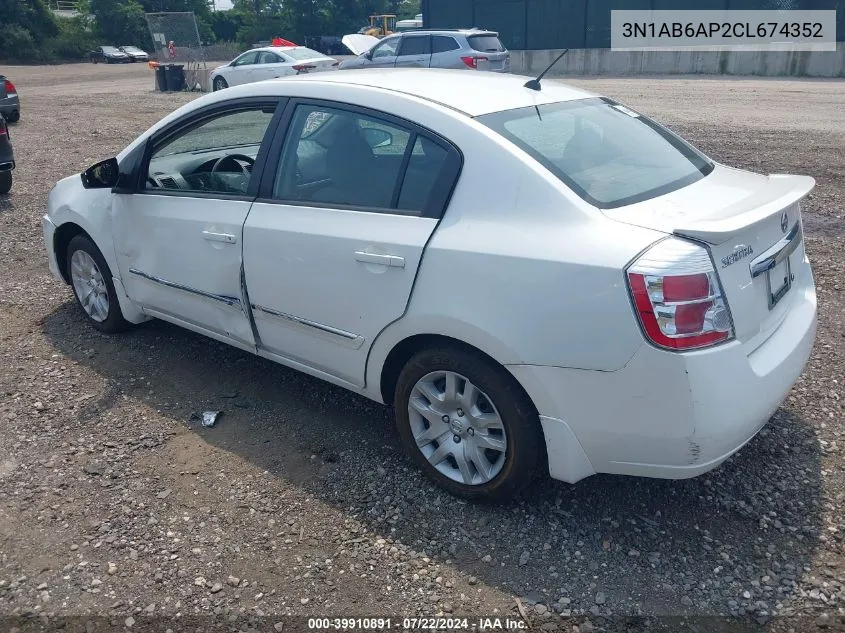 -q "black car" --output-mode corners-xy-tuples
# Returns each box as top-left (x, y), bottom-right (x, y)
(0, 114), (15, 194)
(0, 75), (20, 123)
(89, 46), (131, 64)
